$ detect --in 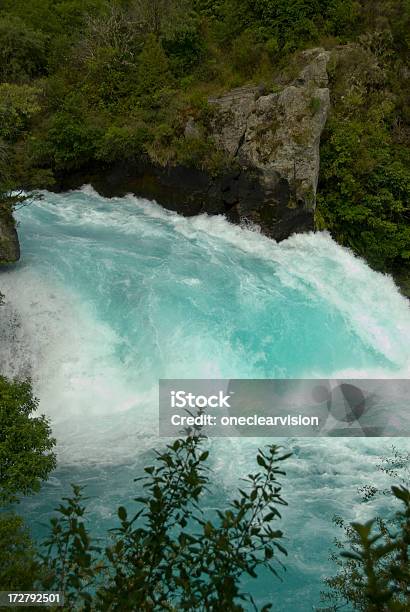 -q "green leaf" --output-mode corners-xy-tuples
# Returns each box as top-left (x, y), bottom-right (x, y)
(257, 455), (267, 468)
(117, 506), (127, 521)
